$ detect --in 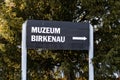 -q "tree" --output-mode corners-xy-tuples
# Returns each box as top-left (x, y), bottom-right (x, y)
(0, 0), (78, 80)
(0, 1), (23, 79)
(75, 0), (120, 79)
(0, 0), (120, 80)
